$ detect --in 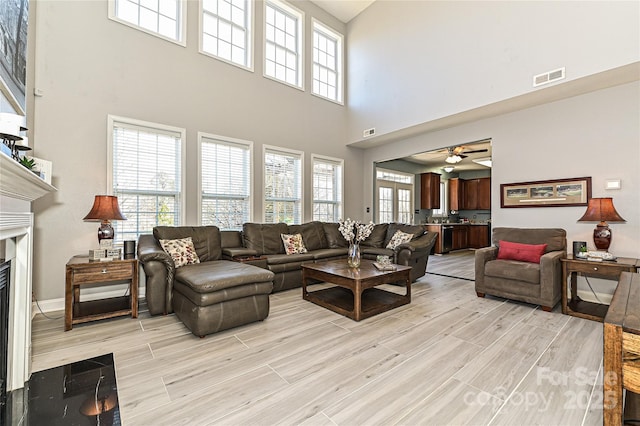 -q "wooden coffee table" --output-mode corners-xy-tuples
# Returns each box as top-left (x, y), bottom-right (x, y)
(302, 259), (412, 321)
